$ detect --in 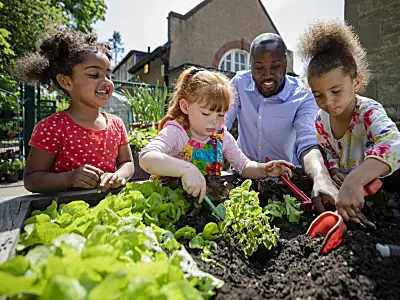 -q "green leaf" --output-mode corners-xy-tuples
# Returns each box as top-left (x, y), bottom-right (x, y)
(40, 276), (87, 300)
(87, 270), (128, 300)
(201, 223), (219, 241)
(0, 271), (42, 296)
(189, 235), (205, 249)
(283, 195), (302, 223)
(0, 256), (29, 276)
(174, 226), (196, 240)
